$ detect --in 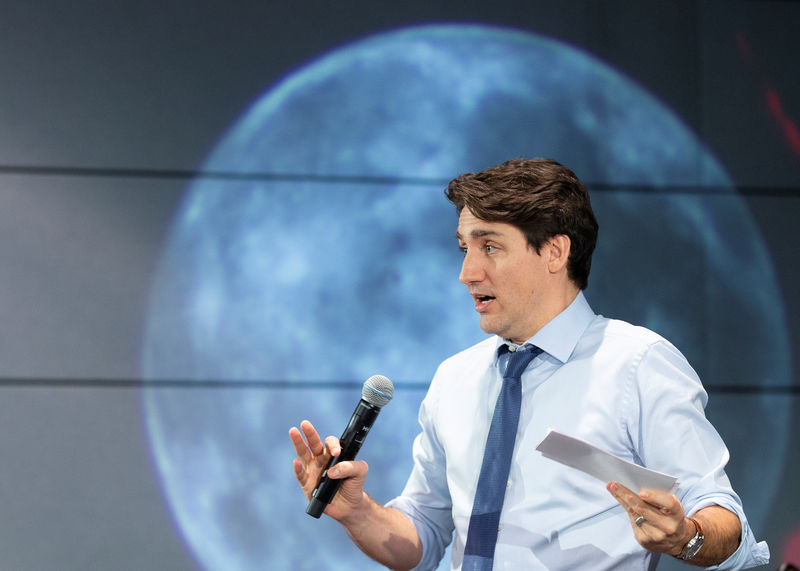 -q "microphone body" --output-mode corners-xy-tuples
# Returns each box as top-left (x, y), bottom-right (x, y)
(306, 375), (393, 518)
